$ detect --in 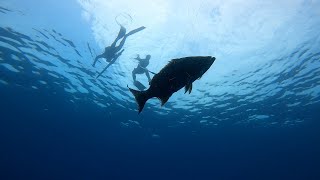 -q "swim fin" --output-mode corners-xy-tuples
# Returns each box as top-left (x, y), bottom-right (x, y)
(115, 26), (127, 41)
(125, 26), (146, 37)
